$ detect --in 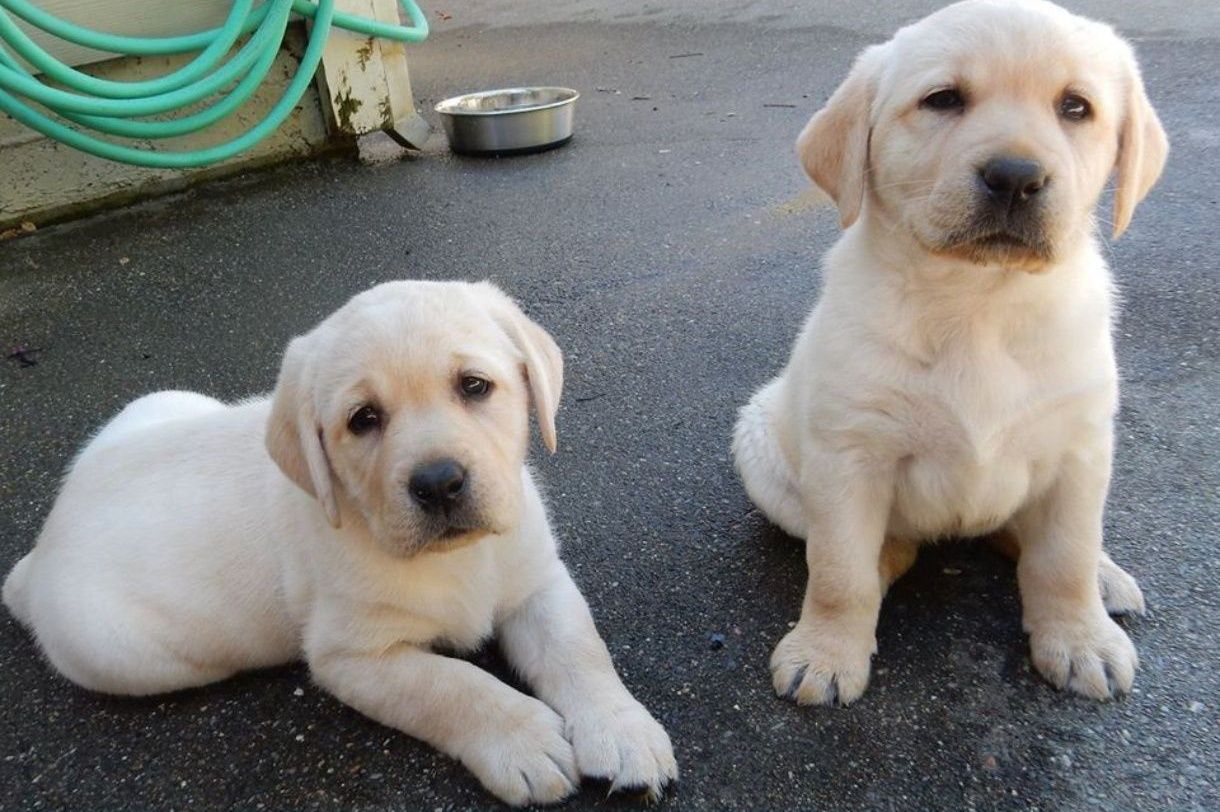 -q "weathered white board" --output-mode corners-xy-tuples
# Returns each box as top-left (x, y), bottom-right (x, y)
(11, 0), (236, 67)
(314, 0), (429, 145)
(11, 0), (429, 145)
